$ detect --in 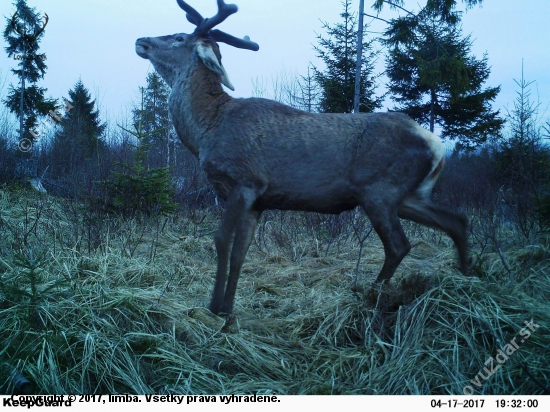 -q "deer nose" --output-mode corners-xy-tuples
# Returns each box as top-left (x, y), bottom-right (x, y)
(135, 38), (150, 57)
(136, 38), (149, 49)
